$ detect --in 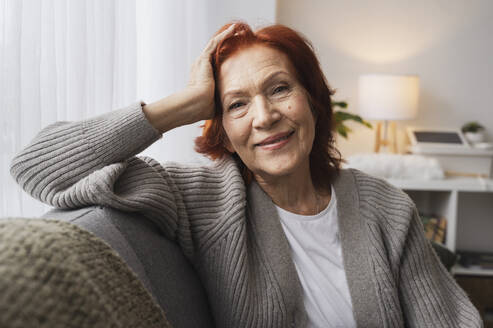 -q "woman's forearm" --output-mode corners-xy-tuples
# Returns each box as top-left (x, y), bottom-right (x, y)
(10, 102), (161, 205)
(142, 88), (212, 134)
(143, 25), (240, 133)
